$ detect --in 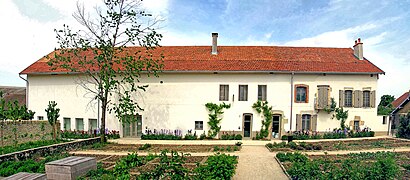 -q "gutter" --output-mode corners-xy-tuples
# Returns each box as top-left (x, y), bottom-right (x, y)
(290, 72), (294, 131)
(18, 74), (29, 107)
